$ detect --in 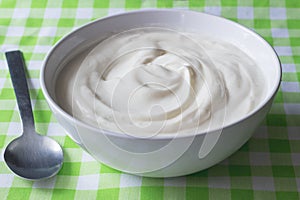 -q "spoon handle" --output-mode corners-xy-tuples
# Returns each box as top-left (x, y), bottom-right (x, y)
(5, 50), (35, 133)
